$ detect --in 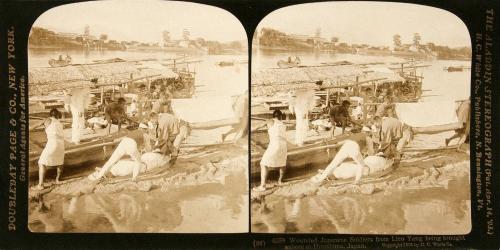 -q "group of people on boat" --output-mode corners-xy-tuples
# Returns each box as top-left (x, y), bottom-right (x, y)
(32, 80), (248, 190)
(254, 85), (470, 191)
